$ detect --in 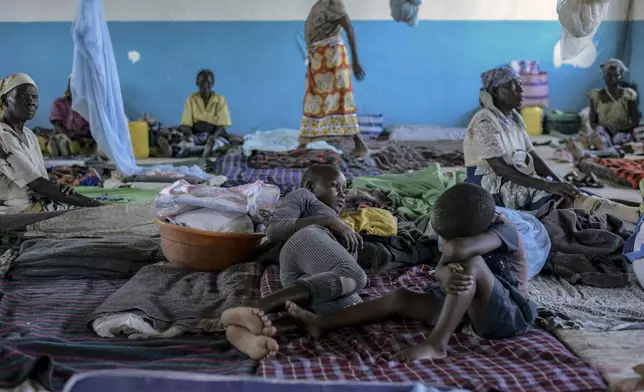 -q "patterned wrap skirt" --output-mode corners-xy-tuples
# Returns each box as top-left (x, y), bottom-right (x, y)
(299, 37), (359, 144)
